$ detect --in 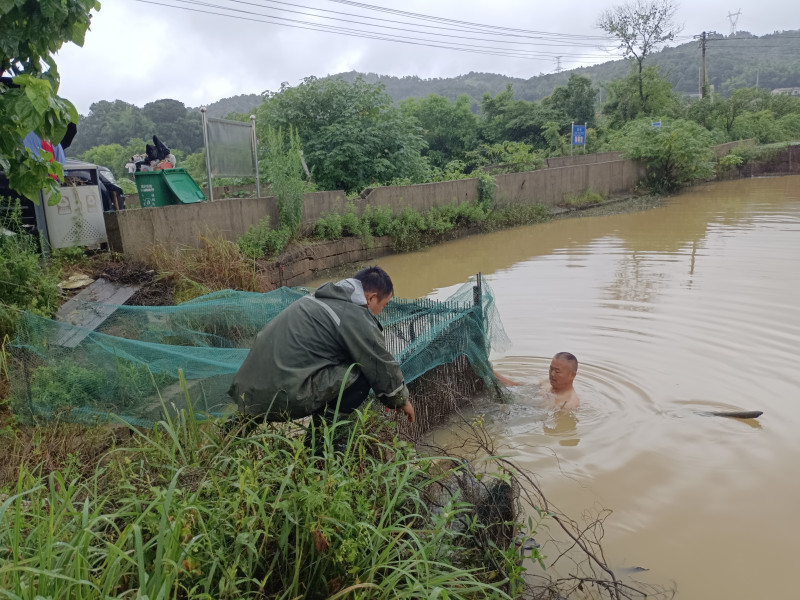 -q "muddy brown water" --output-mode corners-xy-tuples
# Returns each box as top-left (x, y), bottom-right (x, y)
(312, 175), (800, 598)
